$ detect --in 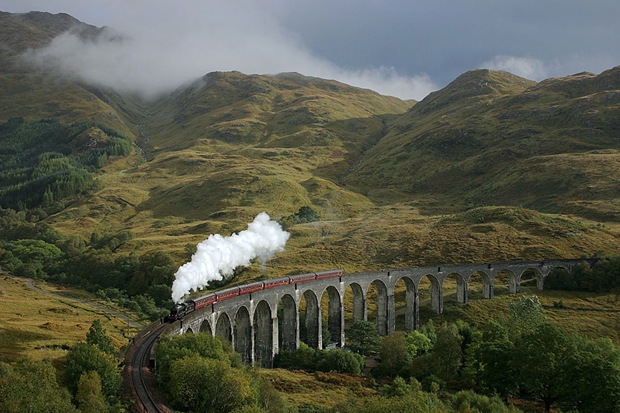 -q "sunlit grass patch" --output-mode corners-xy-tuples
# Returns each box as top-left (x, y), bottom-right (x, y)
(0, 275), (140, 363)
